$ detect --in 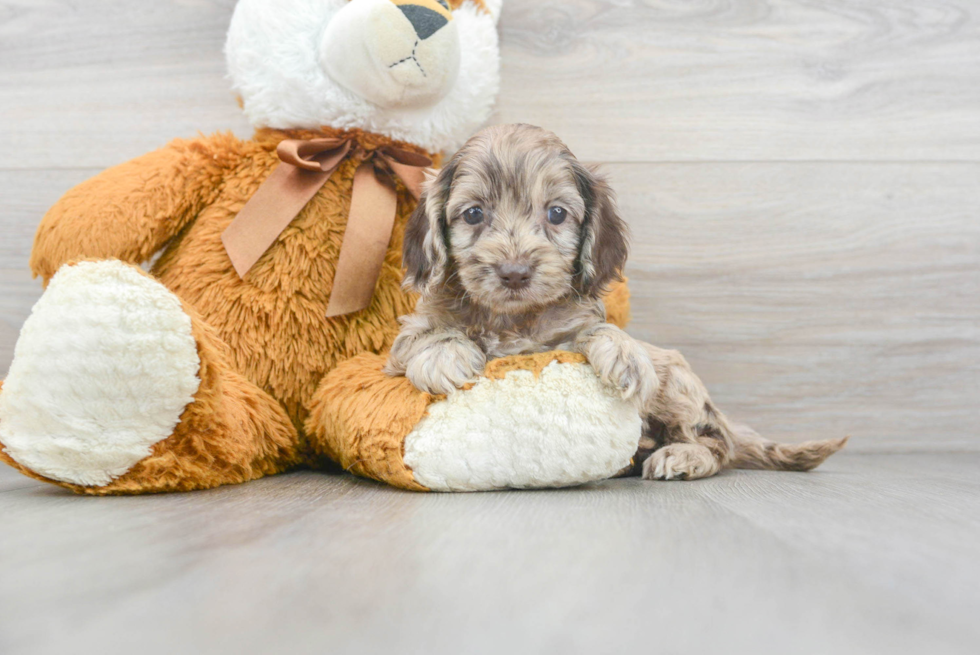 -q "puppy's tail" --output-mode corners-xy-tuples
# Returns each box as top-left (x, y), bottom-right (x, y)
(726, 421), (848, 471)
